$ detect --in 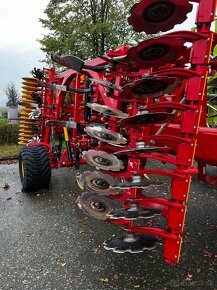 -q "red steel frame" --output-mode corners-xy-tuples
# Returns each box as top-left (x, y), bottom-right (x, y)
(24, 0), (217, 264)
